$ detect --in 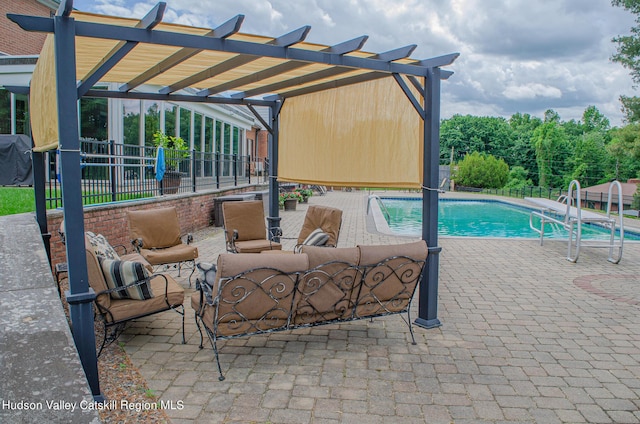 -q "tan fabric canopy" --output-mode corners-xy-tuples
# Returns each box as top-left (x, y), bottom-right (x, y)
(22, 8), (455, 187)
(279, 77), (423, 188)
